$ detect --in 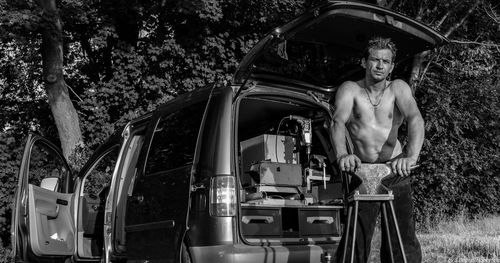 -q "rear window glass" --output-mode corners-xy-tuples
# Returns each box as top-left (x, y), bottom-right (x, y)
(253, 39), (361, 87)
